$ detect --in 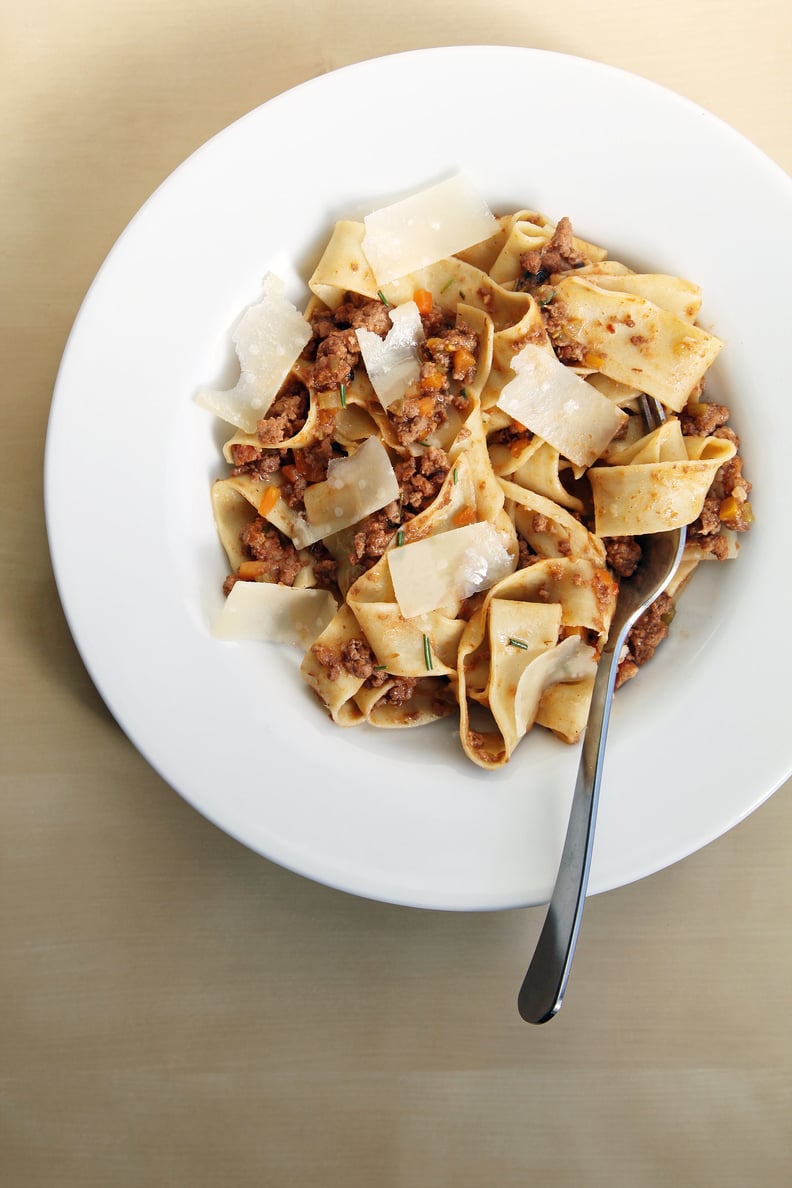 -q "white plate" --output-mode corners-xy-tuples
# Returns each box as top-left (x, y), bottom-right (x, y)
(45, 47), (792, 910)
